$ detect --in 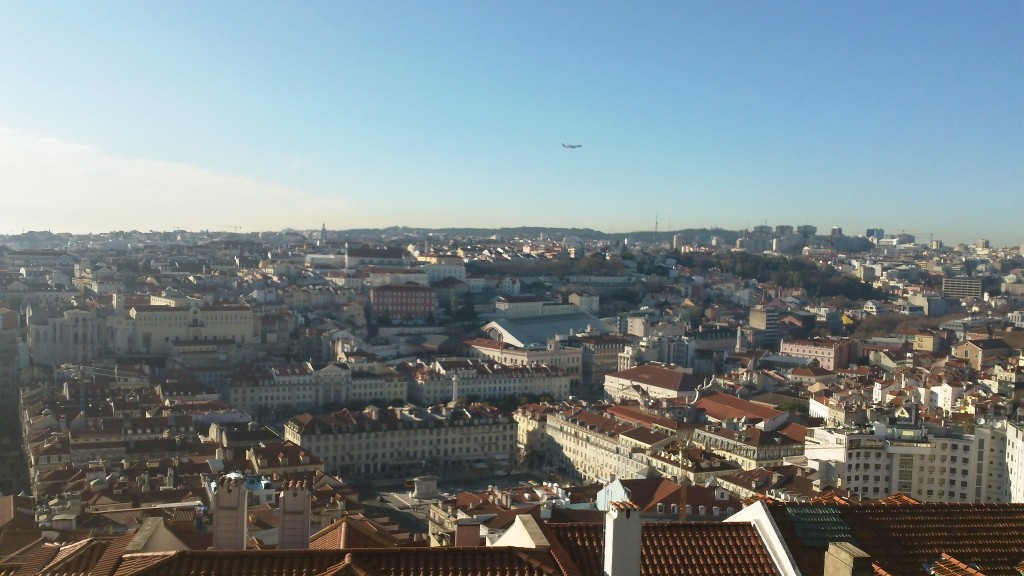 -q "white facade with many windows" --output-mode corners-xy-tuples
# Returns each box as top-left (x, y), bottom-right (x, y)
(285, 403), (515, 479)
(128, 304), (256, 355)
(409, 358), (571, 405)
(1007, 420), (1024, 503)
(804, 421), (1010, 503)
